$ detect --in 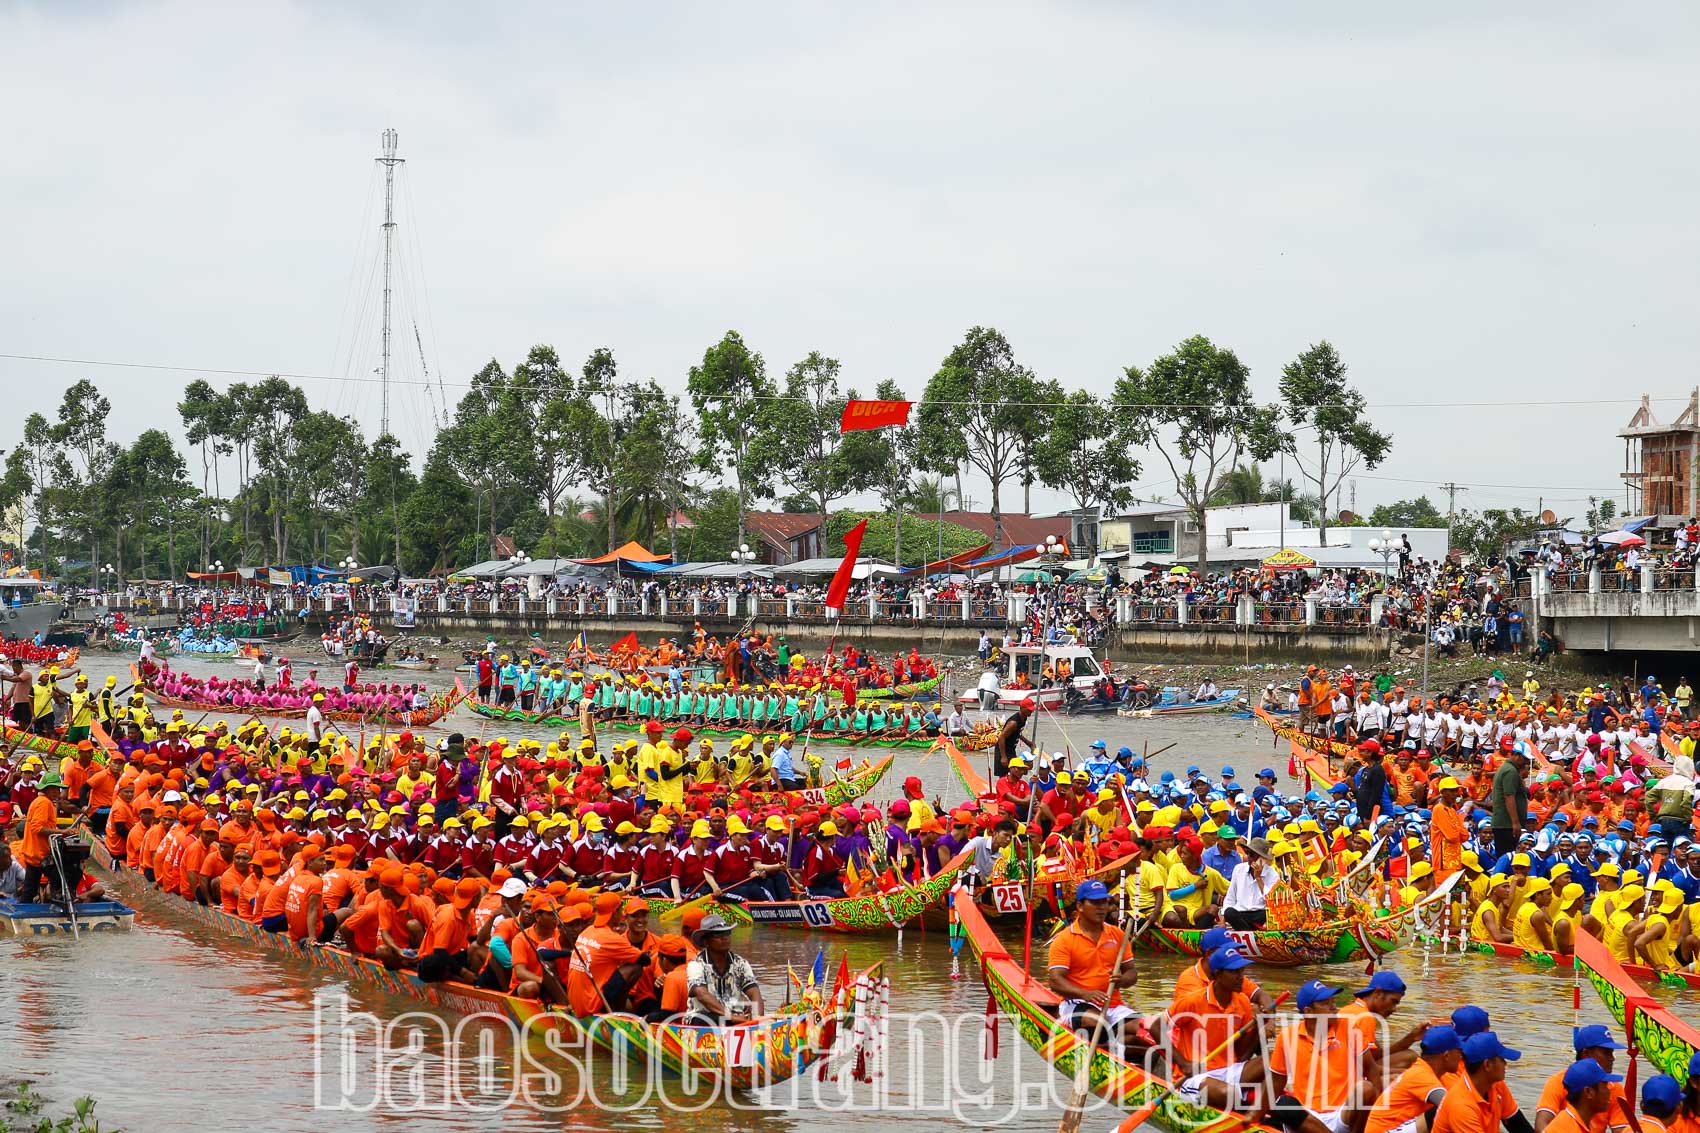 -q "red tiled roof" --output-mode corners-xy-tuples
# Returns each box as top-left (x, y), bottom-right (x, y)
(912, 511), (1071, 548)
(744, 512), (825, 546)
